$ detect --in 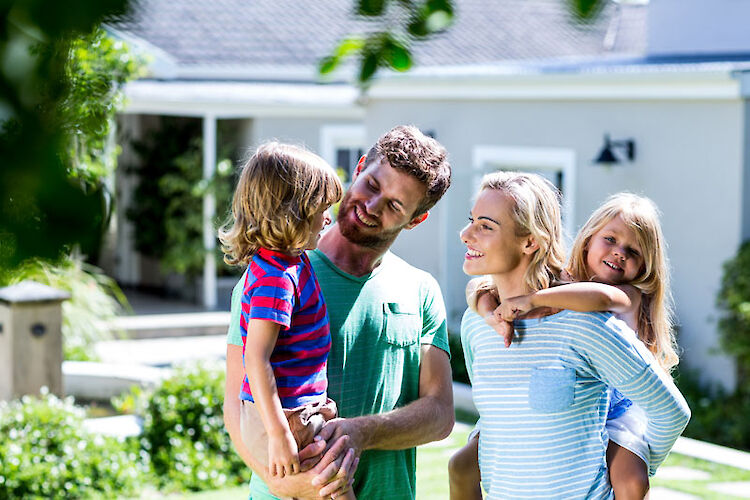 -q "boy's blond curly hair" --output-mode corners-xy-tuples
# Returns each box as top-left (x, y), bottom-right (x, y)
(219, 142), (342, 266)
